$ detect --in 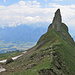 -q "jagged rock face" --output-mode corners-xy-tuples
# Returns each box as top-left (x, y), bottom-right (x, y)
(48, 9), (62, 31)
